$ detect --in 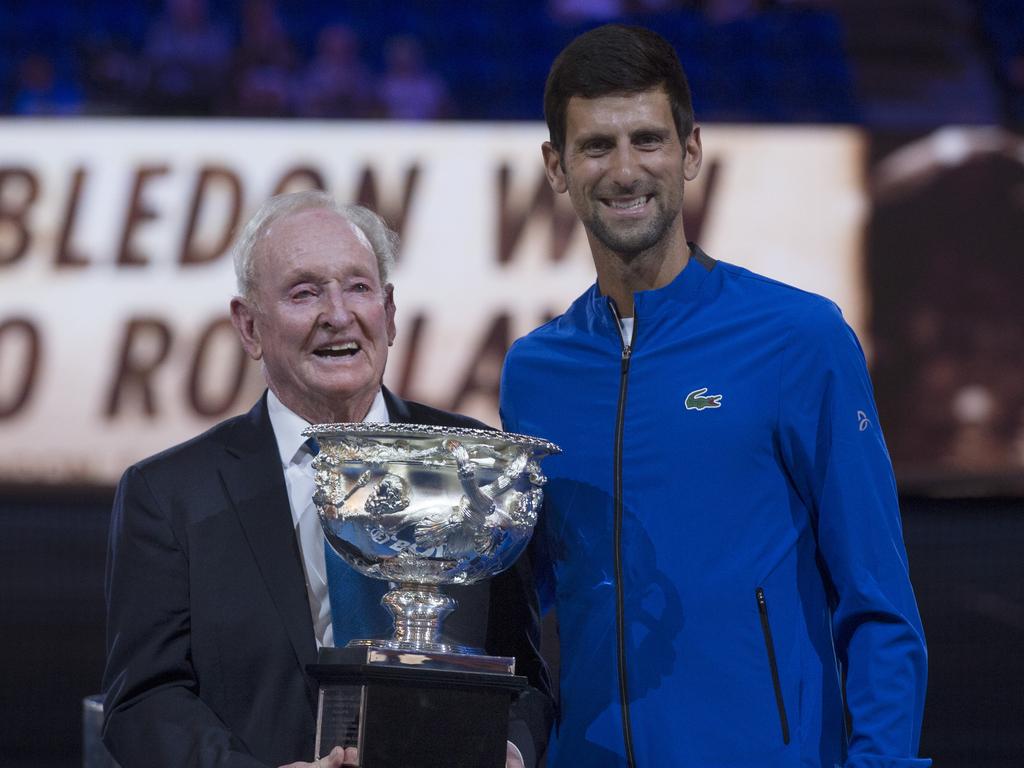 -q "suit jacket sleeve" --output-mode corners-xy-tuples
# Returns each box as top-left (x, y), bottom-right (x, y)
(102, 464), (270, 768)
(487, 551), (555, 768)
